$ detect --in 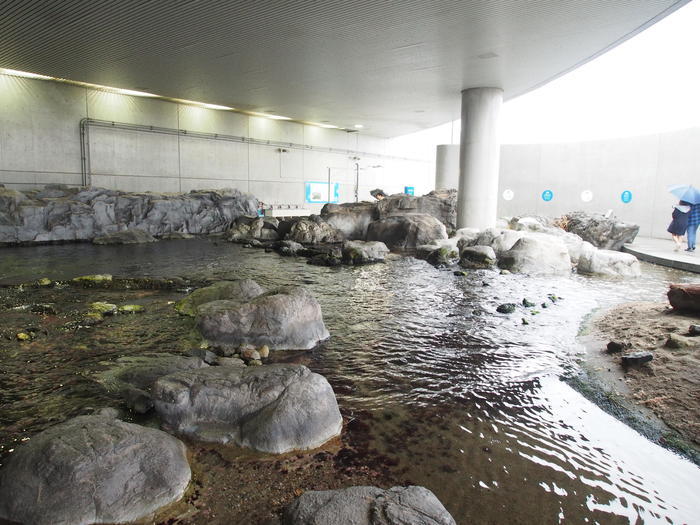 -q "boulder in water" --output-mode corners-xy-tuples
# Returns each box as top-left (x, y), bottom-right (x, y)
(376, 189), (457, 231)
(153, 364), (342, 453)
(459, 245), (497, 269)
(196, 286), (330, 349)
(321, 202), (377, 240)
(342, 240), (389, 264)
(282, 485), (456, 525)
(366, 214), (447, 251)
(175, 279), (265, 316)
(498, 235), (572, 276)
(0, 414), (190, 525)
(285, 217), (345, 244)
(576, 248), (641, 277)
